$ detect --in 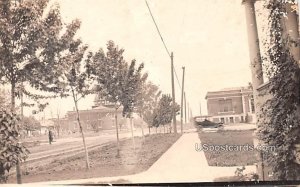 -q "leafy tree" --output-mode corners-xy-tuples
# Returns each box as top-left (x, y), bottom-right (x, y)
(121, 60), (147, 118)
(157, 94), (180, 133)
(0, 0), (80, 182)
(19, 116), (41, 136)
(51, 37), (92, 169)
(0, 0), (67, 112)
(145, 93), (180, 134)
(136, 82), (161, 134)
(152, 107), (161, 133)
(121, 59), (147, 147)
(0, 111), (29, 183)
(91, 41), (155, 149)
(0, 89), (11, 111)
(258, 0), (300, 180)
(0, 0), (92, 170)
(90, 41), (129, 155)
(143, 109), (157, 134)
